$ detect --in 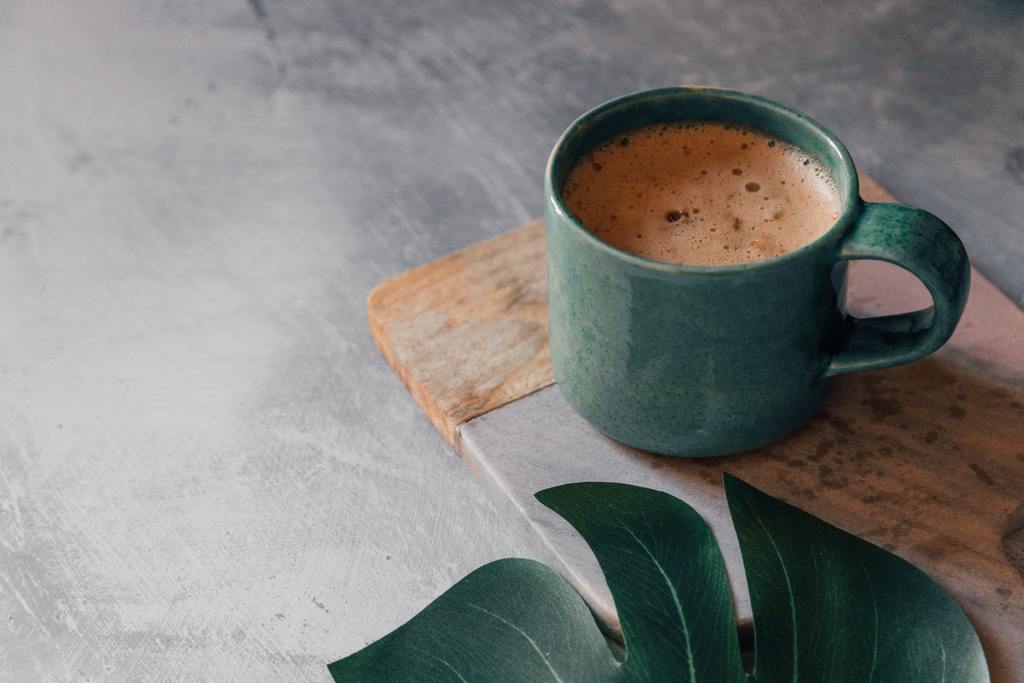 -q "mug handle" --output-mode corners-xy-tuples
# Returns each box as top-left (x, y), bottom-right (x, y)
(825, 202), (970, 377)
